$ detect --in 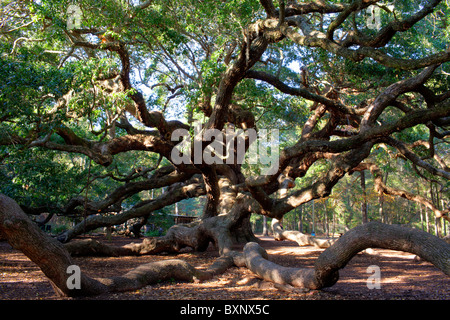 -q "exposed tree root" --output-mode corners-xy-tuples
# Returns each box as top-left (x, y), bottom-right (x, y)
(245, 221), (450, 290)
(243, 241), (320, 288)
(271, 218), (336, 248)
(64, 222), (207, 257)
(1, 194), (449, 297)
(96, 259), (211, 293)
(64, 239), (128, 256)
(269, 176), (336, 249)
(0, 194), (225, 296)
